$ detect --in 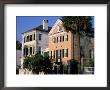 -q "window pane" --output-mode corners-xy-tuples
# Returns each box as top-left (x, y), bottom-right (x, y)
(33, 33), (35, 40)
(39, 34), (42, 40)
(26, 48), (28, 56)
(60, 50), (61, 60)
(27, 36), (29, 42)
(62, 49), (64, 58)
(62, 36), (64, 41)
(64, 49), (68, 57)
(33, 47), (35, 54)
(30, 47), (32, 55)
(57, 37), (58, 43)
(60, 36), (62, 42)
(30, 35), (32, 41)
(65, 35), (68, 41)
(66, 49), (68, 57)
(56, 50), (58, 62)
(53, 50), (55, 58)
